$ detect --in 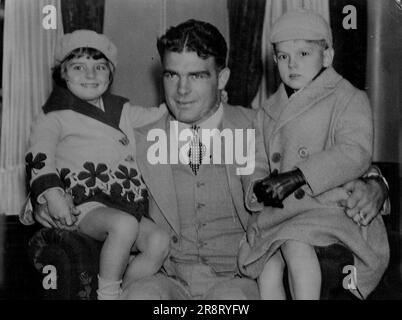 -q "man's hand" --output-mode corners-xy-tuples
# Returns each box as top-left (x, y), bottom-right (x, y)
(36, 189), (80, 229)
(253, 169), (306, 208)
(341, 177), (388, 226)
